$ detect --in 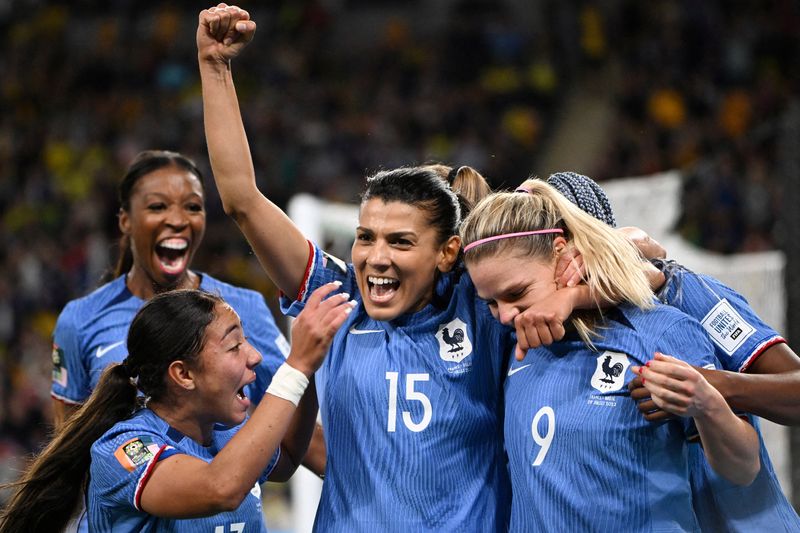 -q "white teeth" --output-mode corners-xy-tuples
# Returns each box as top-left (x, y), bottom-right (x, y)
(368, 276), (397, 285)
(159, 239), (188, 250)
